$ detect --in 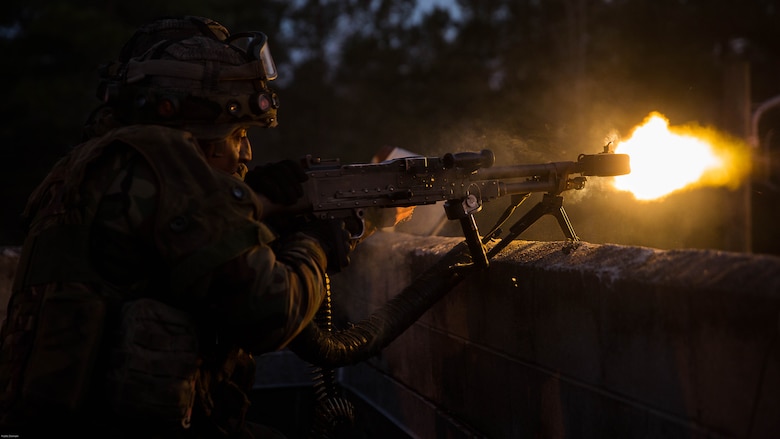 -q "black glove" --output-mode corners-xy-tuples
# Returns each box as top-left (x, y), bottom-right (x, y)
(300, 218), (353, 273)
(244, 159), (307, 206)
